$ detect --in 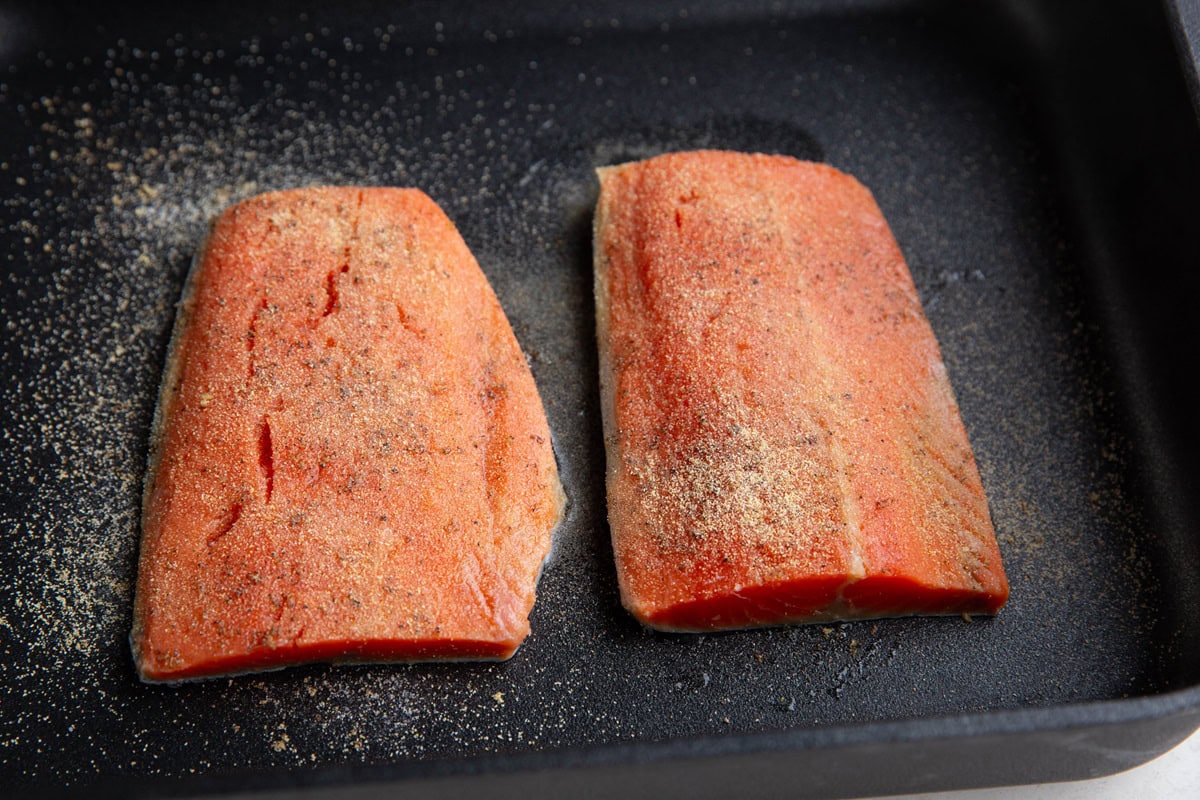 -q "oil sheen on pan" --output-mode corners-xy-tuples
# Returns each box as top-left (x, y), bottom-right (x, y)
(131, 187), (565, 683)
(593, 150), (1008, 631)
